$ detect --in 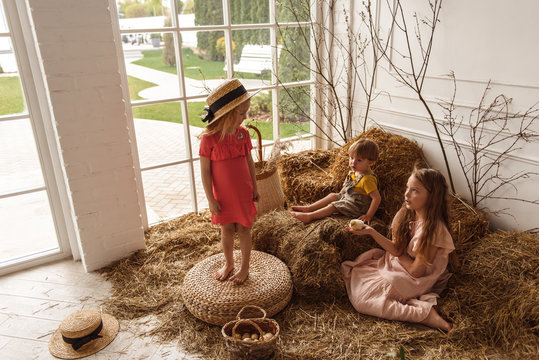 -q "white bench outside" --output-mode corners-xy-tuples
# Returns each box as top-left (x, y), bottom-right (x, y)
(224, 44), (281, 75)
